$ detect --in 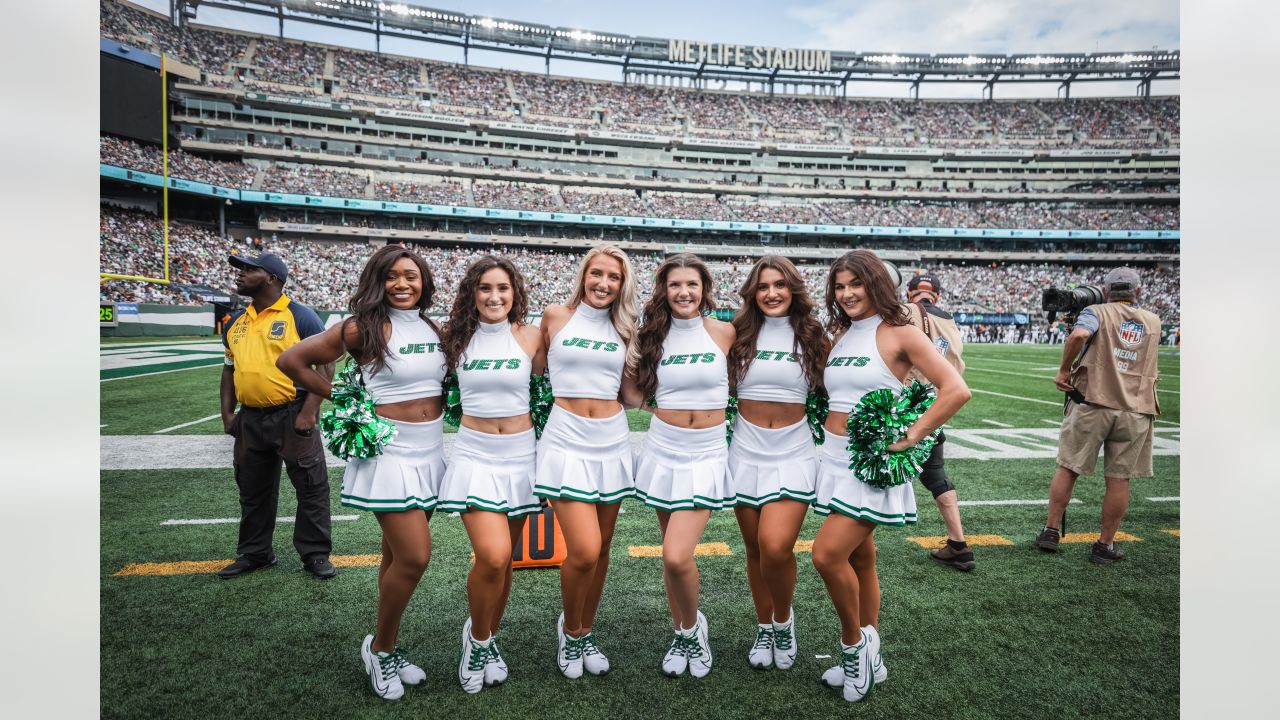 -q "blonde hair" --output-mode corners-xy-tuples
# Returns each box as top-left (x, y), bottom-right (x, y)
(568, 245), (641, 372)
